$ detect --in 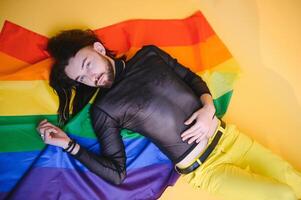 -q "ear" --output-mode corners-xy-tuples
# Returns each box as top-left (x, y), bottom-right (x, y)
(93, 42), (106, 55)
